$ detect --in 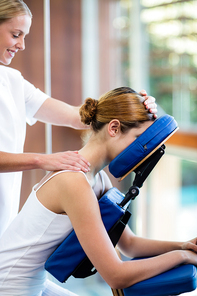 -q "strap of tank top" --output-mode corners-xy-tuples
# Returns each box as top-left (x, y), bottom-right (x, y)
(34, 170), (87, 192)
(98, 170), (105, 196)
